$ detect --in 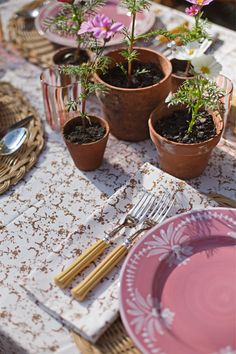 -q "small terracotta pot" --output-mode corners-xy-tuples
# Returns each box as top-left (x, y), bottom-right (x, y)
(171, 59), (194, 93)
(149, 104), (224, 179)
(94, 47), (172, 142)
(52, 47), (91, 65)
(62, 115), (110, 171)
